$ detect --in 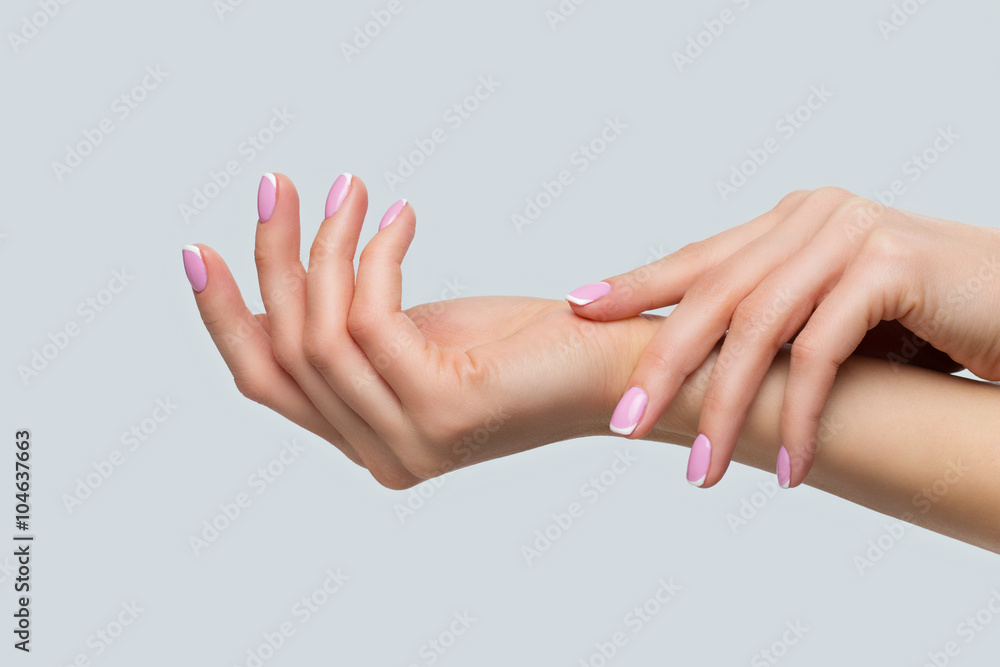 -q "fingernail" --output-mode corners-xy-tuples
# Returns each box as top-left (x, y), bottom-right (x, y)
(566, 282), (611, 306)
(182, 245), (207, 292)
(687, 434), (711, 487)
(610, 386), (647, 436)
(325, 173), (352, 218)
(379, 198), (407, 230)
(776, 446), (791, 489)
(258, 173), (277, 223)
